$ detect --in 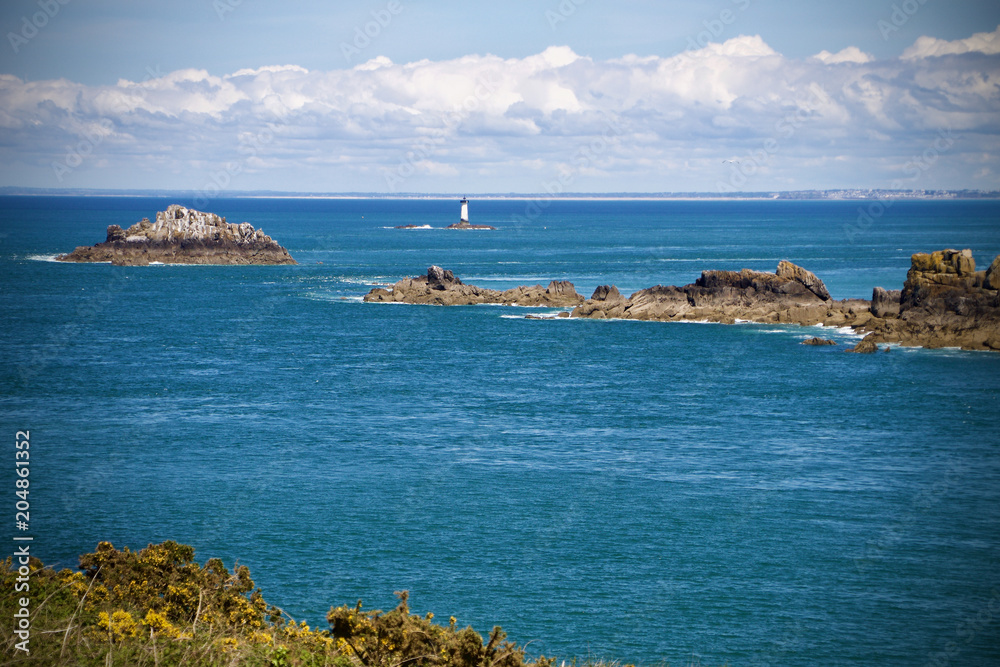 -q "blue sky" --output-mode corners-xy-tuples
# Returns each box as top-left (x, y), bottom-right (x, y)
(1, 0), (998, 193)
